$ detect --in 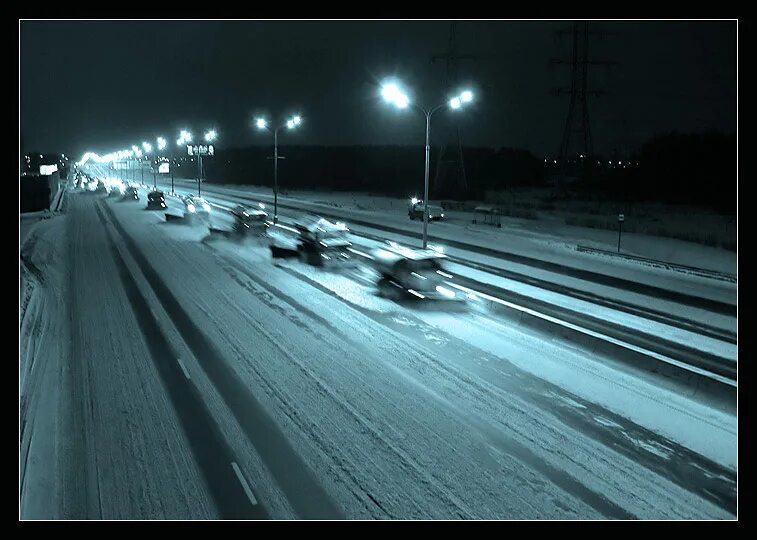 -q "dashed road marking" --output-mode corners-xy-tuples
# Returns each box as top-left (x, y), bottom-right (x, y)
(176, 357), (191, 380)
(231, 462), (258, 506)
